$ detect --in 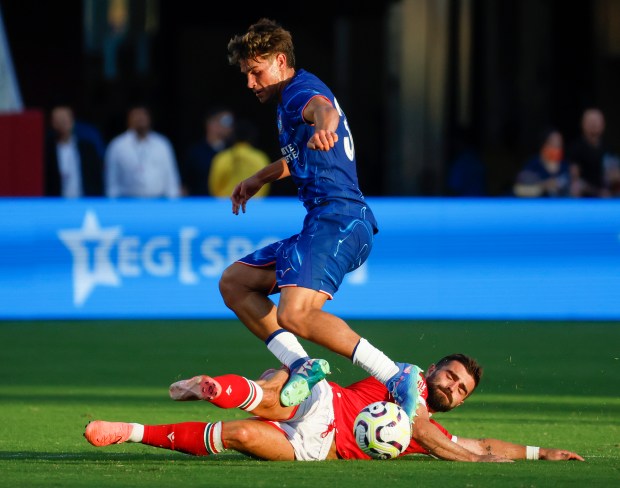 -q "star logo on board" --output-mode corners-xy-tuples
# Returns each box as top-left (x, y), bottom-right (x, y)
(58, 211), (122, 306)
